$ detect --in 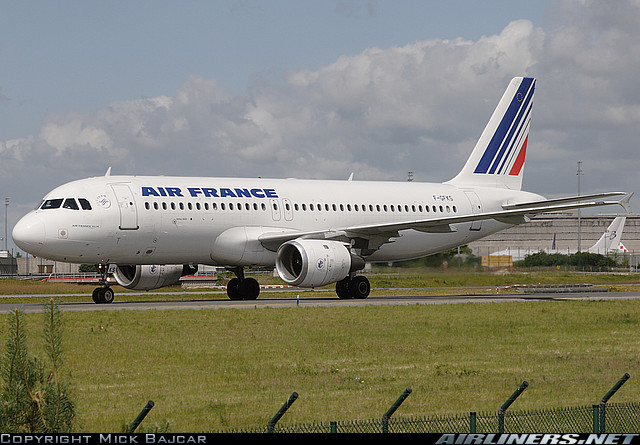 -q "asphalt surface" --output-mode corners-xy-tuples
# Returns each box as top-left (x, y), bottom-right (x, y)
(1, 289), (639, 313)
